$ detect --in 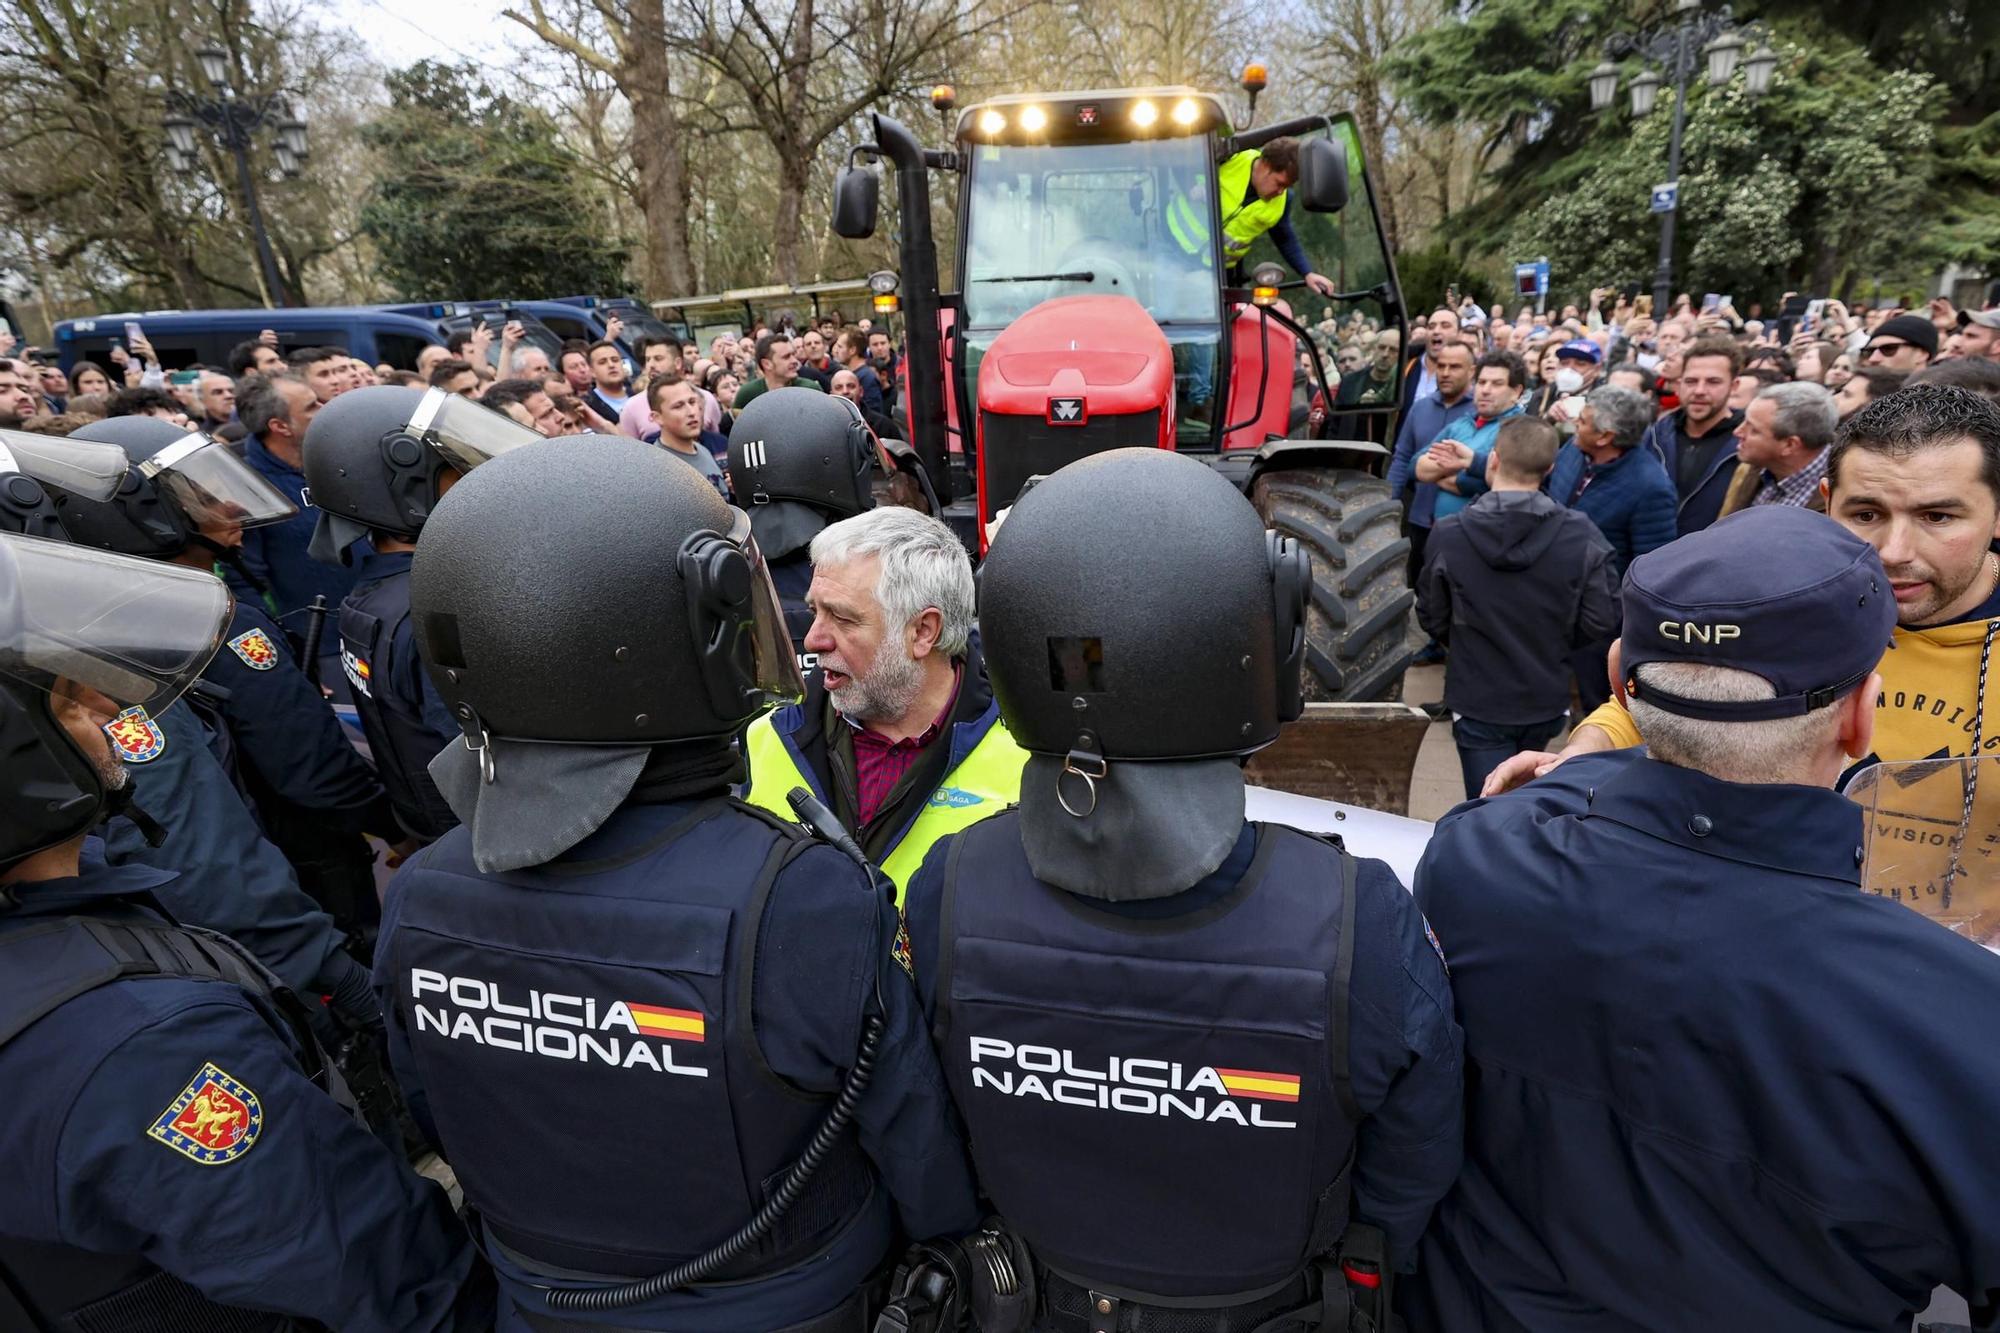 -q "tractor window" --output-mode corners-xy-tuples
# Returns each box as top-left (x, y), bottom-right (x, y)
(1238, 117), (1404, 447)
(961, 138), (1222, 332)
